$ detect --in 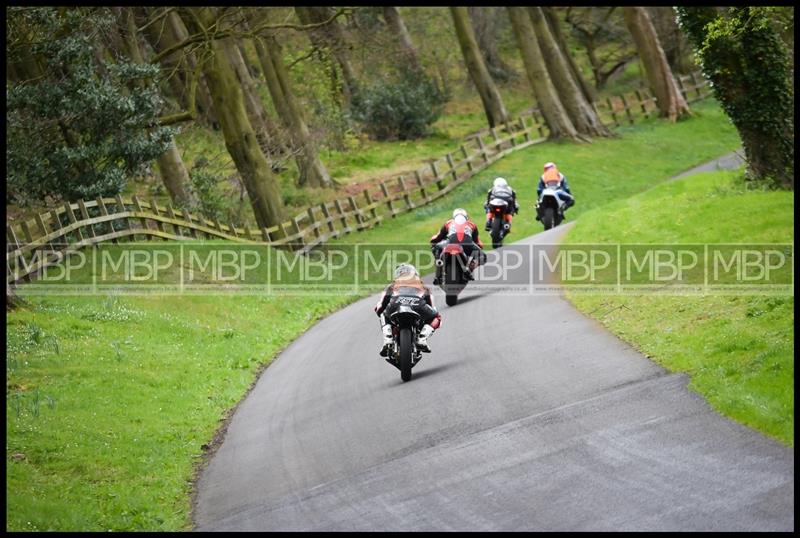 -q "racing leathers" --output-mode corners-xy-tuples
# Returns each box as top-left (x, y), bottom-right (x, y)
(485, 185), (519, 230)
(536, 170), (574, 209)
(374, 276), (441, 355)
(430, 216), (486, 284)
